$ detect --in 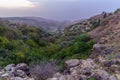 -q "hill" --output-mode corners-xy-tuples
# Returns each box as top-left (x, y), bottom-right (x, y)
(3, 17), (70, 32)
(47, 9), (120, 80)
